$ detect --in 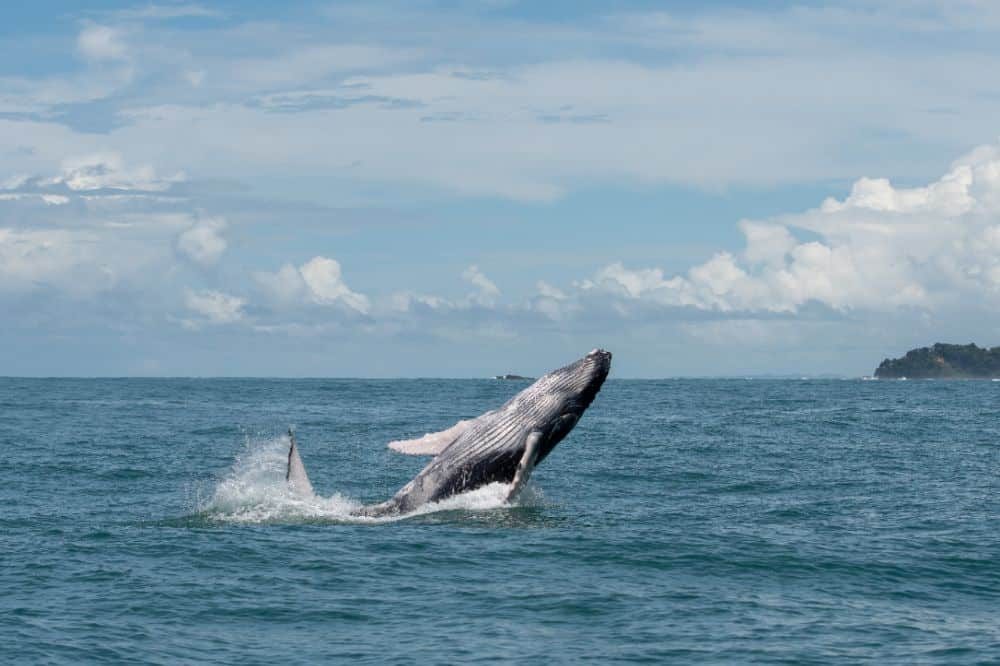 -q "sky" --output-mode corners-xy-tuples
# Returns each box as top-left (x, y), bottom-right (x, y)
(3, 0), (1000, 377)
